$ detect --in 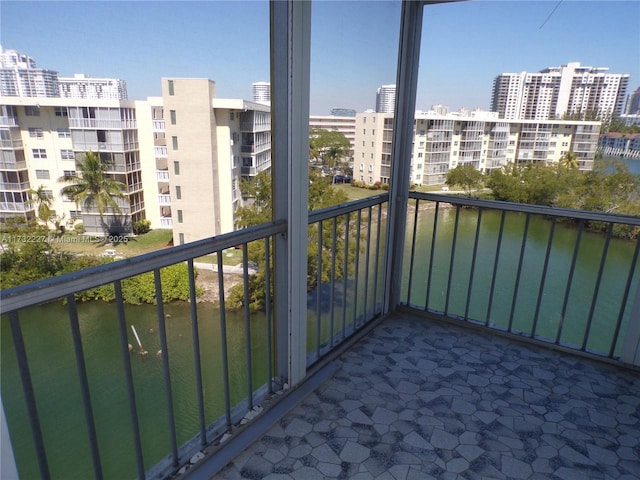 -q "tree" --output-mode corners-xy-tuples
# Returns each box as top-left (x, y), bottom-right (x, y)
(59, 151), (126, 239)
(309, 128), (351, 171)
(560, 150), (579, 170)
(445, 165), (484, 197)
(28, 185), (54, 226)
(229, 168), (350, 310)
